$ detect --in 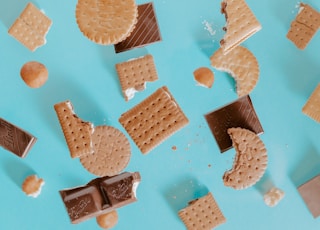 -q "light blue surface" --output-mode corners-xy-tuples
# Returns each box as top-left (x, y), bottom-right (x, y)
(1, 0), (320, 229)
